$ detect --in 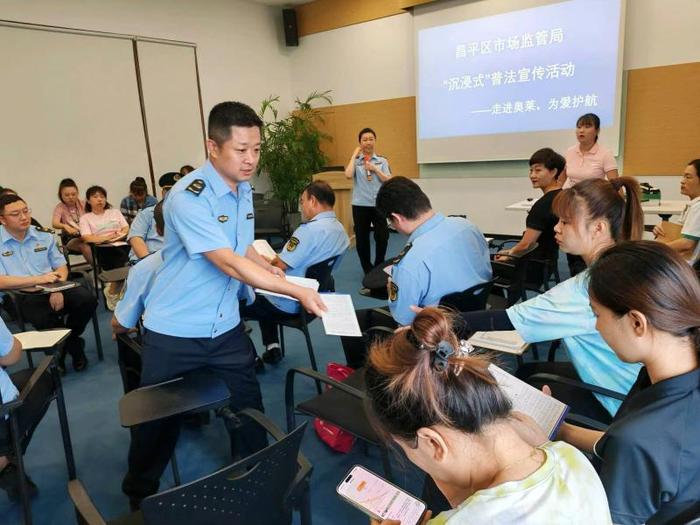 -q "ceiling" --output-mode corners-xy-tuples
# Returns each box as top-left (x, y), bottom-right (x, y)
(247, 0), (309, 6)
